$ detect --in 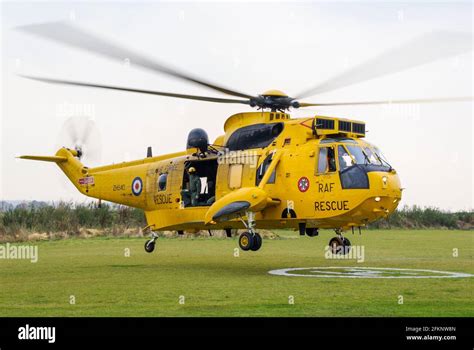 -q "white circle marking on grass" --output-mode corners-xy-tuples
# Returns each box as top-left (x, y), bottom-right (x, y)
(268, 267), (474, 279)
